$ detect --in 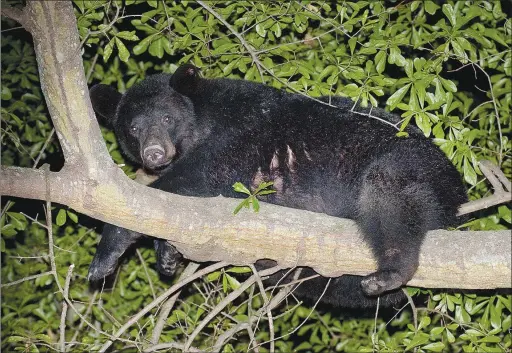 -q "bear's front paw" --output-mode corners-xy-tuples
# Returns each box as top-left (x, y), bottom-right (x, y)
(360, 270), (404, 296)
